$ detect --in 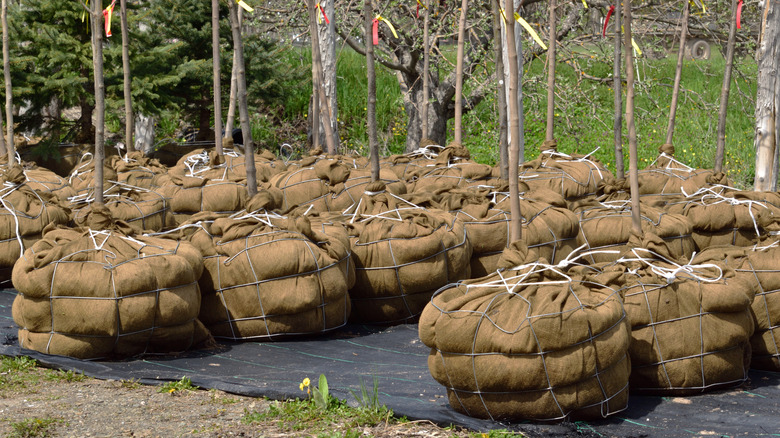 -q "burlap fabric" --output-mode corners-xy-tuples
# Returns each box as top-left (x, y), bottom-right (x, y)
(571, 199), (695, 264)
(22, 166), (77, 202)
(696, 241), (780, 371)
(436, 185), (578, 277)
(664, 188), (780, 249)
(267, 158), (353, 212)
(346, 182), (472, 324)
(0, 165), (71, 283)
(381, 143), (470, 181)
(155, 151), (249, 225)
(71, 188), (174, 233)
(405, 162), (495, 193)
(419, 242), (631, 421)
(595, 234), (755, 394)
(179, 195), (352, 340)
(11, 205), (210, 359)
(637, 145), (731, 197)
(518, 142), (612, 201)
